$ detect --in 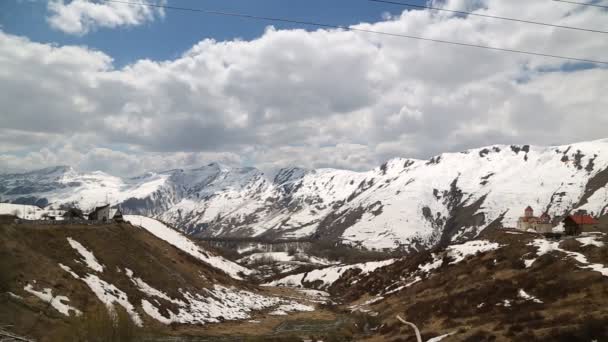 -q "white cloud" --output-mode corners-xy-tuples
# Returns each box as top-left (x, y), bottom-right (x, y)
(1, 0), (607, 176)
(0, 144), (242, 176)
(47, 0), (165, 35)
